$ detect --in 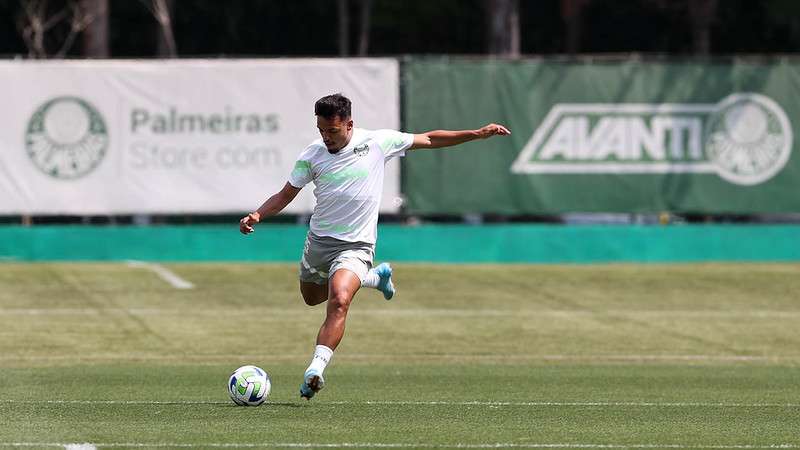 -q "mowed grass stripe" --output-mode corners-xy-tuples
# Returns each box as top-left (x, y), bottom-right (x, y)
(3, 443), (800, 448)
(3, 353), (799, 364)
(3, 363), (798, 443)
(2, 399), (800, 407)
(4, 308), (800, 316)
(3, 263), (799, 369)
(4, 263), (800, 312)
